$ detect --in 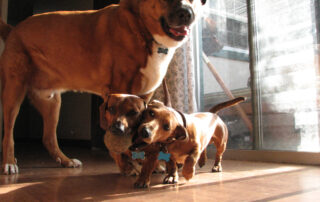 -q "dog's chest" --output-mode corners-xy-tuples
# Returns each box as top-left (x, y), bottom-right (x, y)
(139, 43), (176, 94)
